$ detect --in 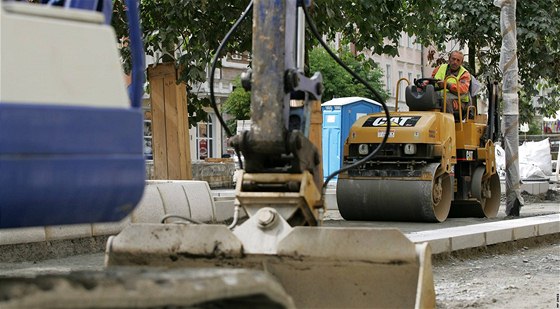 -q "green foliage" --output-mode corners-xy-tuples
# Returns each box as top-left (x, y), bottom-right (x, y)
(111, 0), (253, 127)
(309, 47), (388, 102)
(310, 0), (440, 56)
(523, 118), (543, 135)
(222, 78), (251, 133)
(519, 81), (560, 124)
(221, 46), (389, 127)
(111, 0), (558, 126)
(422, 0), (560, 123)
(111, 0), (439, 127)
(516, 1), (560, 122)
